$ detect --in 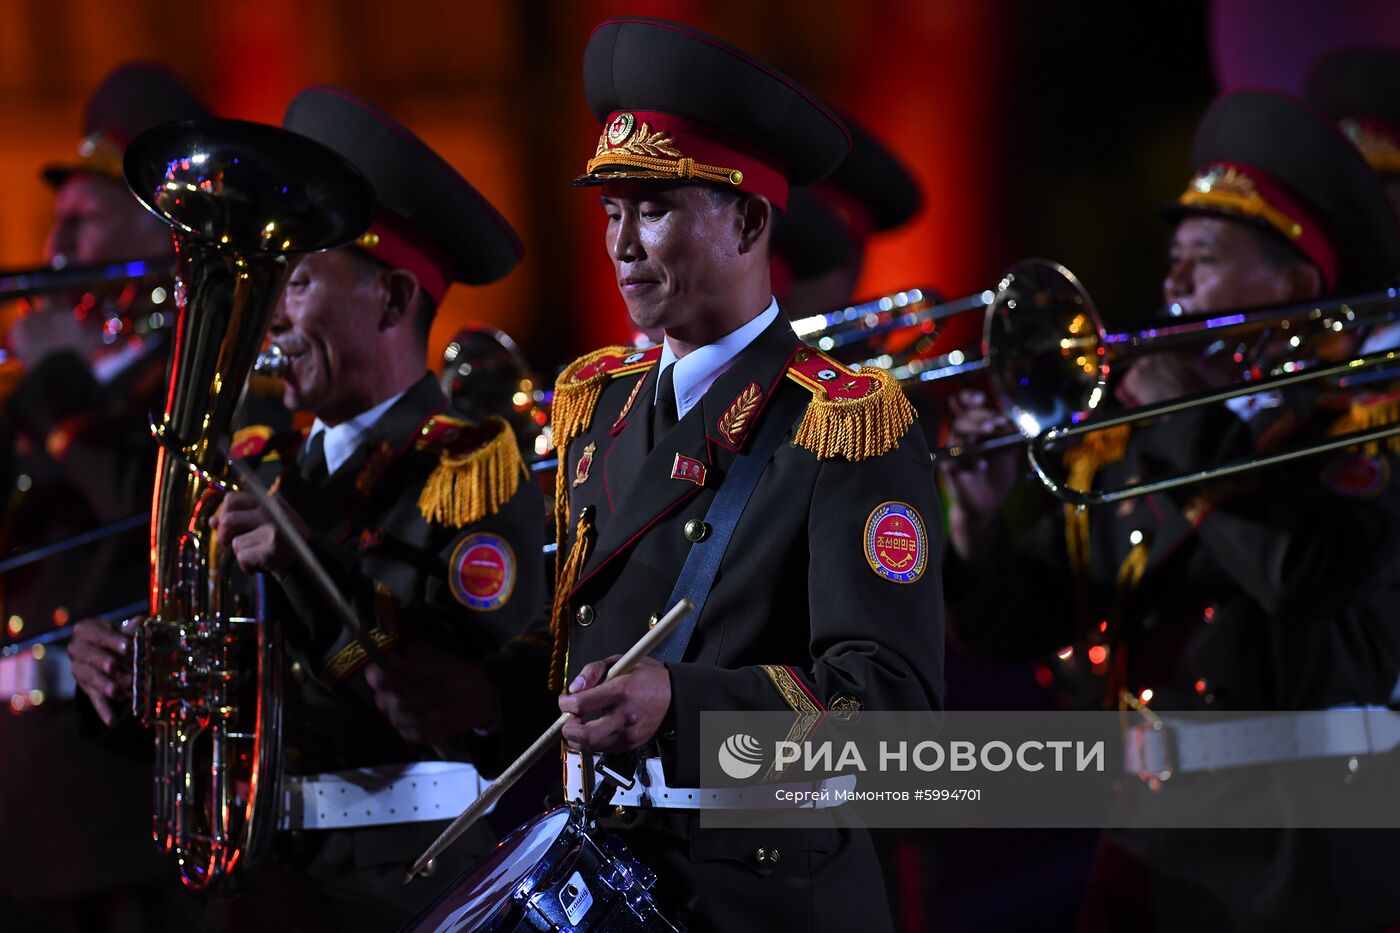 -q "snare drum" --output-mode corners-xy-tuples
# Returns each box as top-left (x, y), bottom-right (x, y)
(403, 807), (682, 932)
